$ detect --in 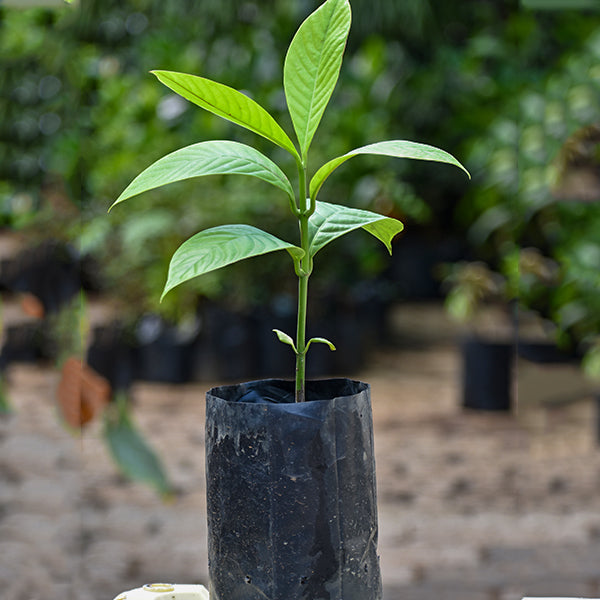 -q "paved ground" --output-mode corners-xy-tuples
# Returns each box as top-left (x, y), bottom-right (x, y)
(0, 303), (600, 600)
